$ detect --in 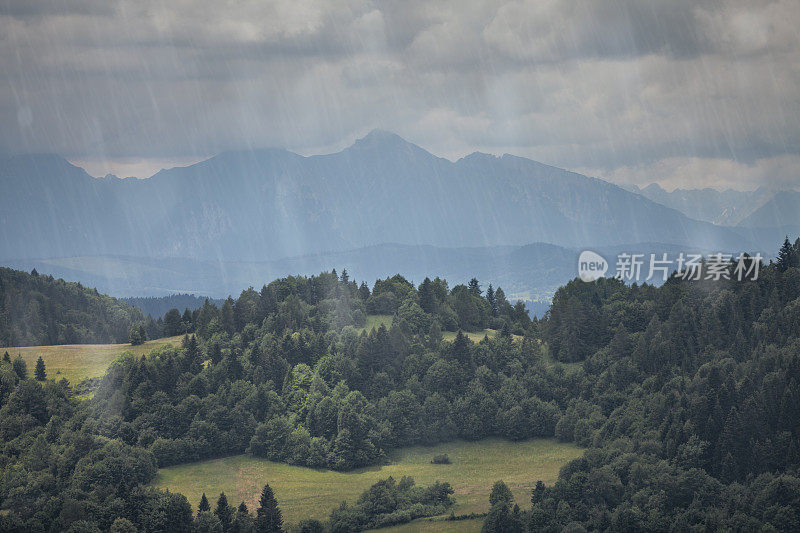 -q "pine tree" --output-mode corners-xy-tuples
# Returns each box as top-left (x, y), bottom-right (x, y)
(210, 342), (223, 366)
(237, 502), (248, 515)
(198, 493), (211, 515)
(34, 356), (46, 381)
(12, 356), (27, 380)
(468, 278), (482, 297)
(358, 282), (370, 301)
(777, 236), (794, 271)
(255, 484), (283, 533)
(486, 284), (497, 317)
(2, 351), (10, 364)
(215, 492), (234, 527)
(531, 480), (546, 504)
(418, 278), (436, 313)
